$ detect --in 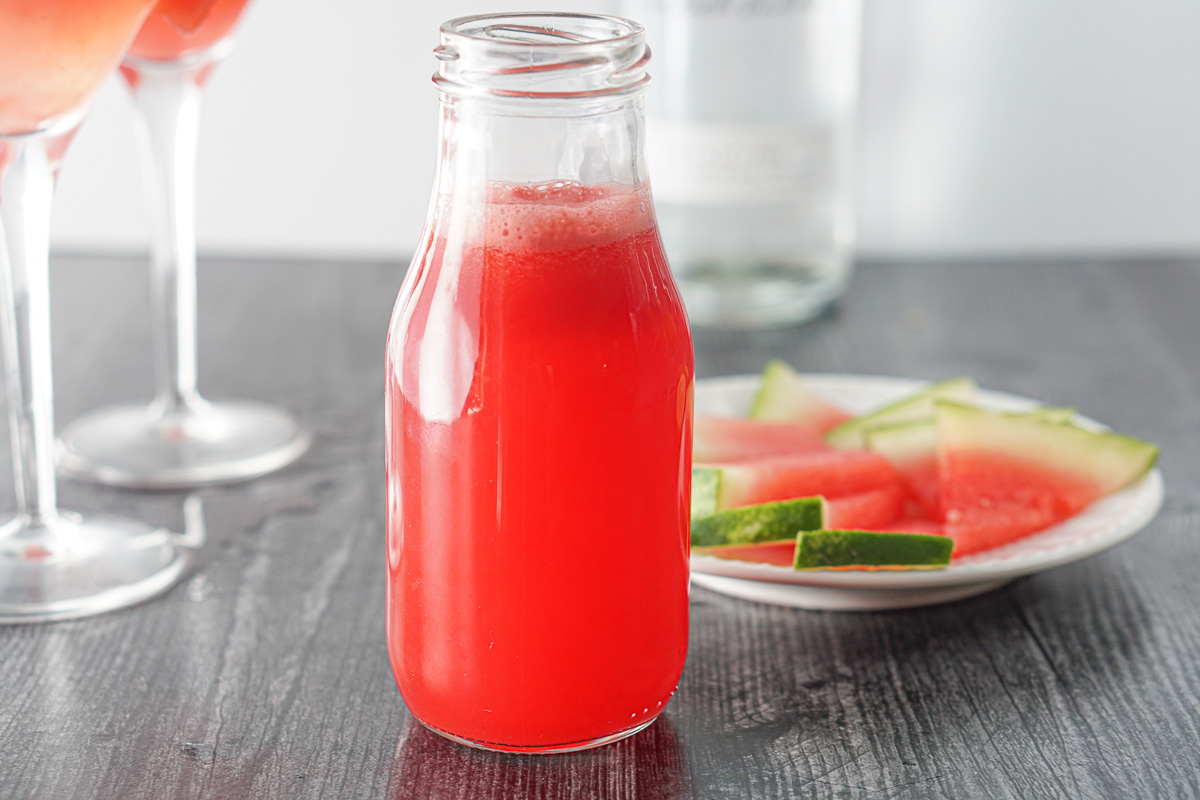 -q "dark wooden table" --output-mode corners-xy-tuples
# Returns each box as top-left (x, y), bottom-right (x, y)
(1, 255), (1198, 798)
